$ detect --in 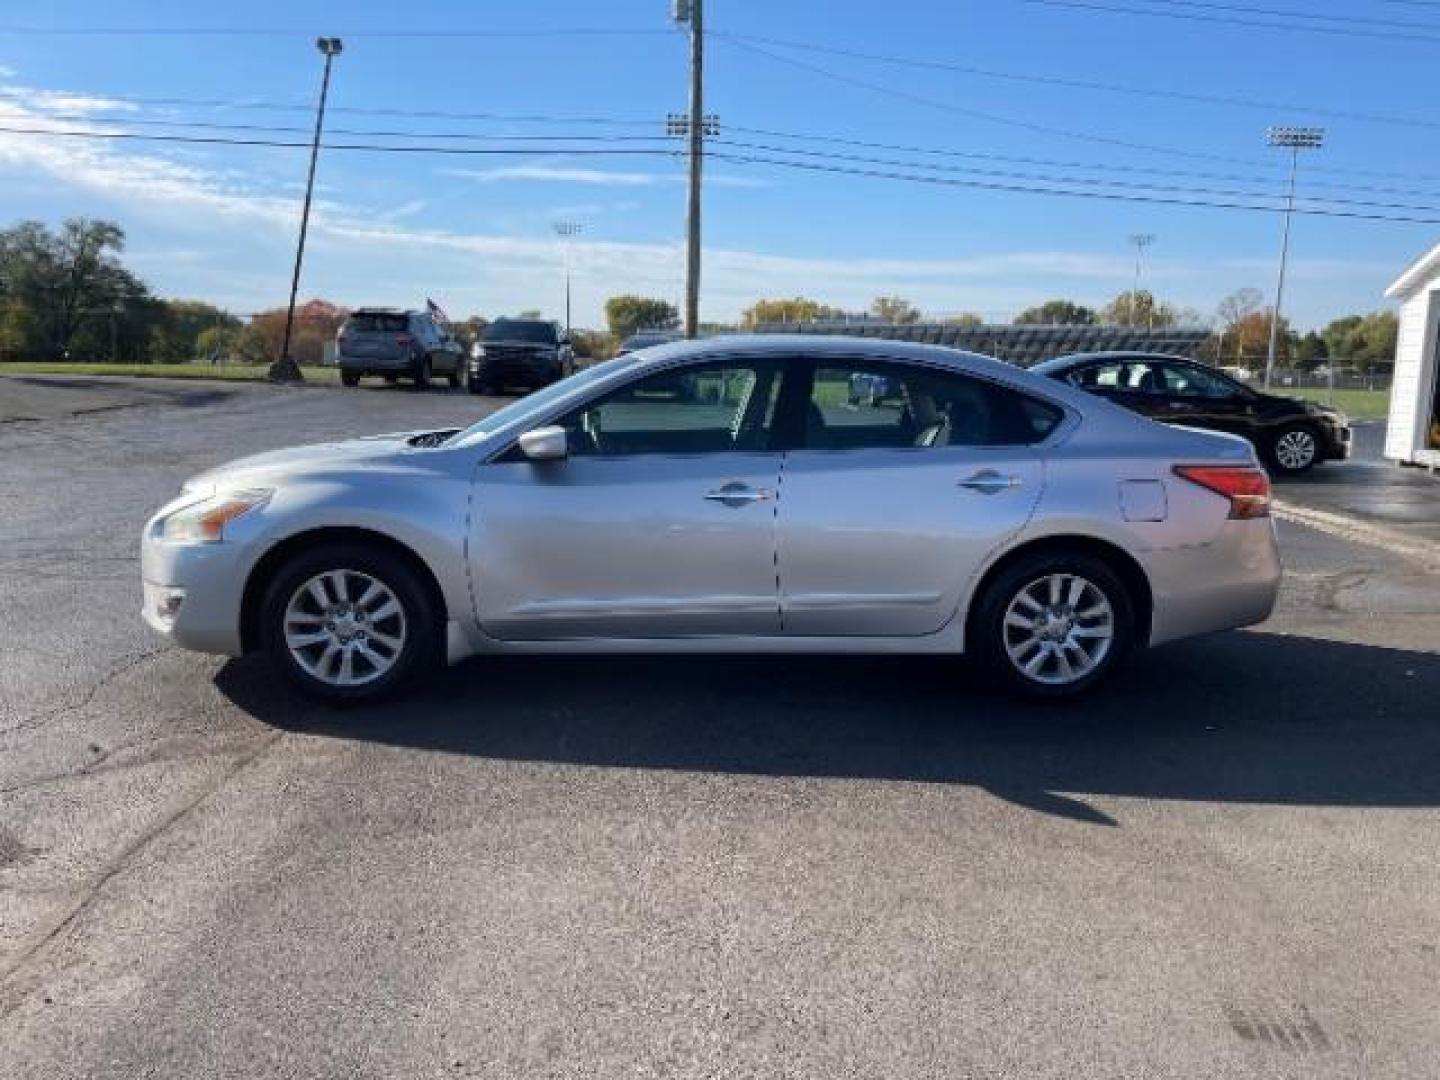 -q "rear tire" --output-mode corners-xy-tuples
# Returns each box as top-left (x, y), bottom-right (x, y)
(1267, 423), (1320, 475)
(340, 369), (360, 387)
(447, 368), (462, 389)
(383, 374), (398, 385)
(413, 356), (432, 390)
(971, 550), (1134, 699)
(258, 543), (441, 703)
